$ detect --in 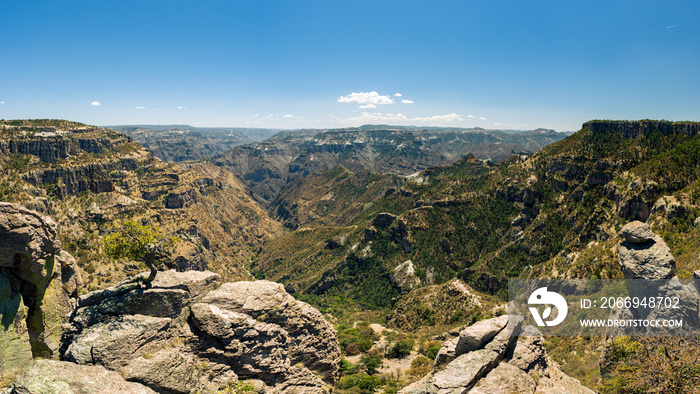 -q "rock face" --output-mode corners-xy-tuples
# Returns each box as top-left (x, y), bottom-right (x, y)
(0, 202), (82, 373)
(584, 120), (700, 139)
(400, 316), (594, 394)
(615, 222), (700, 333)
(1, 359), (156, 394)
(392, 260), (422, 291)
(617, 221), (676, 279)
(59, 270), (340, 393)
